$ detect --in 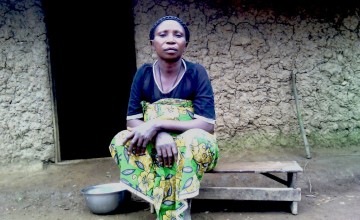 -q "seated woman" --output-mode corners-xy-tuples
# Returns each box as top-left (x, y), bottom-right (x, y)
(109, 15), (219, 220)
